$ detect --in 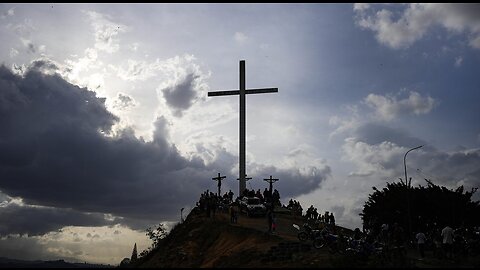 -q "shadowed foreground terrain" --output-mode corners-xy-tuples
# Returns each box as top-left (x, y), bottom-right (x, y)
(131, 206), (480, 268)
